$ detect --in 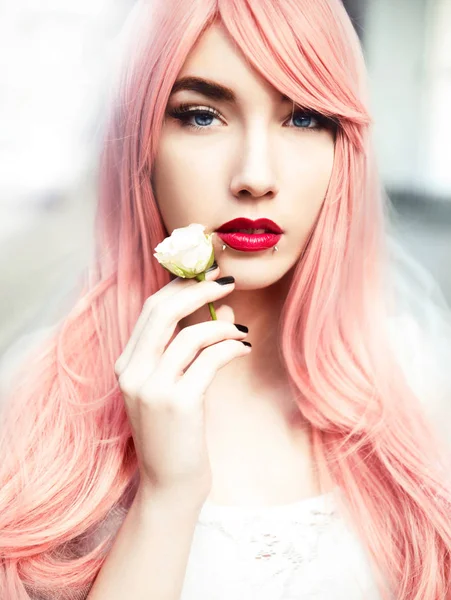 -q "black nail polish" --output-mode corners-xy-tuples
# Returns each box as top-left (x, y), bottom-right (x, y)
(241, 341), (252, 347)
(234, 324), (248, 333)
(205, 261), (218, 273)
(215, 276), (235, 285)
